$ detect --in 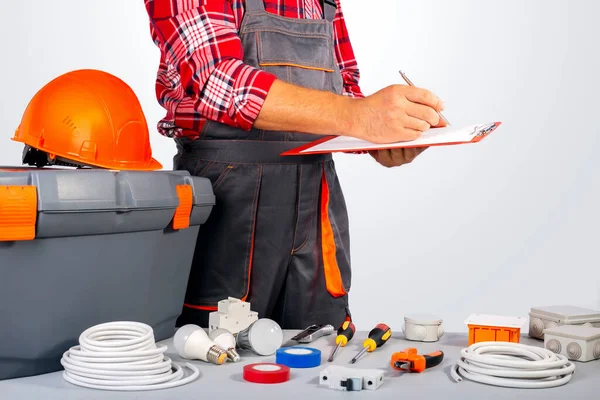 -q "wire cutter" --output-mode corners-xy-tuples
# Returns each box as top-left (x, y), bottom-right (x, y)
(390, 348), (444, 373)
